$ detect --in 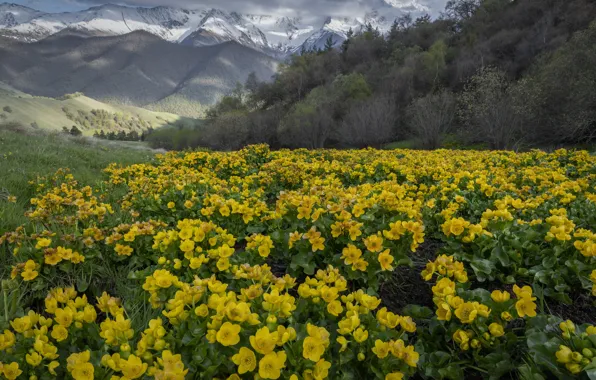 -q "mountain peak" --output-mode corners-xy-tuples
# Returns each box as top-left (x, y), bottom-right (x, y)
(0, 2), (415, 57)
